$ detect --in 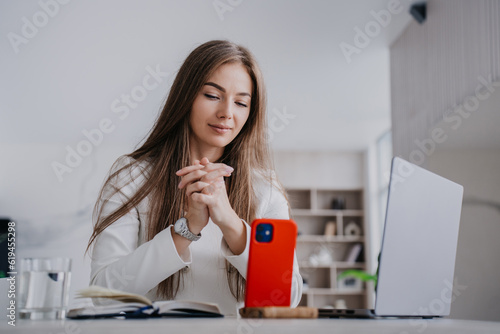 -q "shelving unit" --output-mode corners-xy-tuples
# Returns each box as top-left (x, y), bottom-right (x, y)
(287, 188), (368, 309)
